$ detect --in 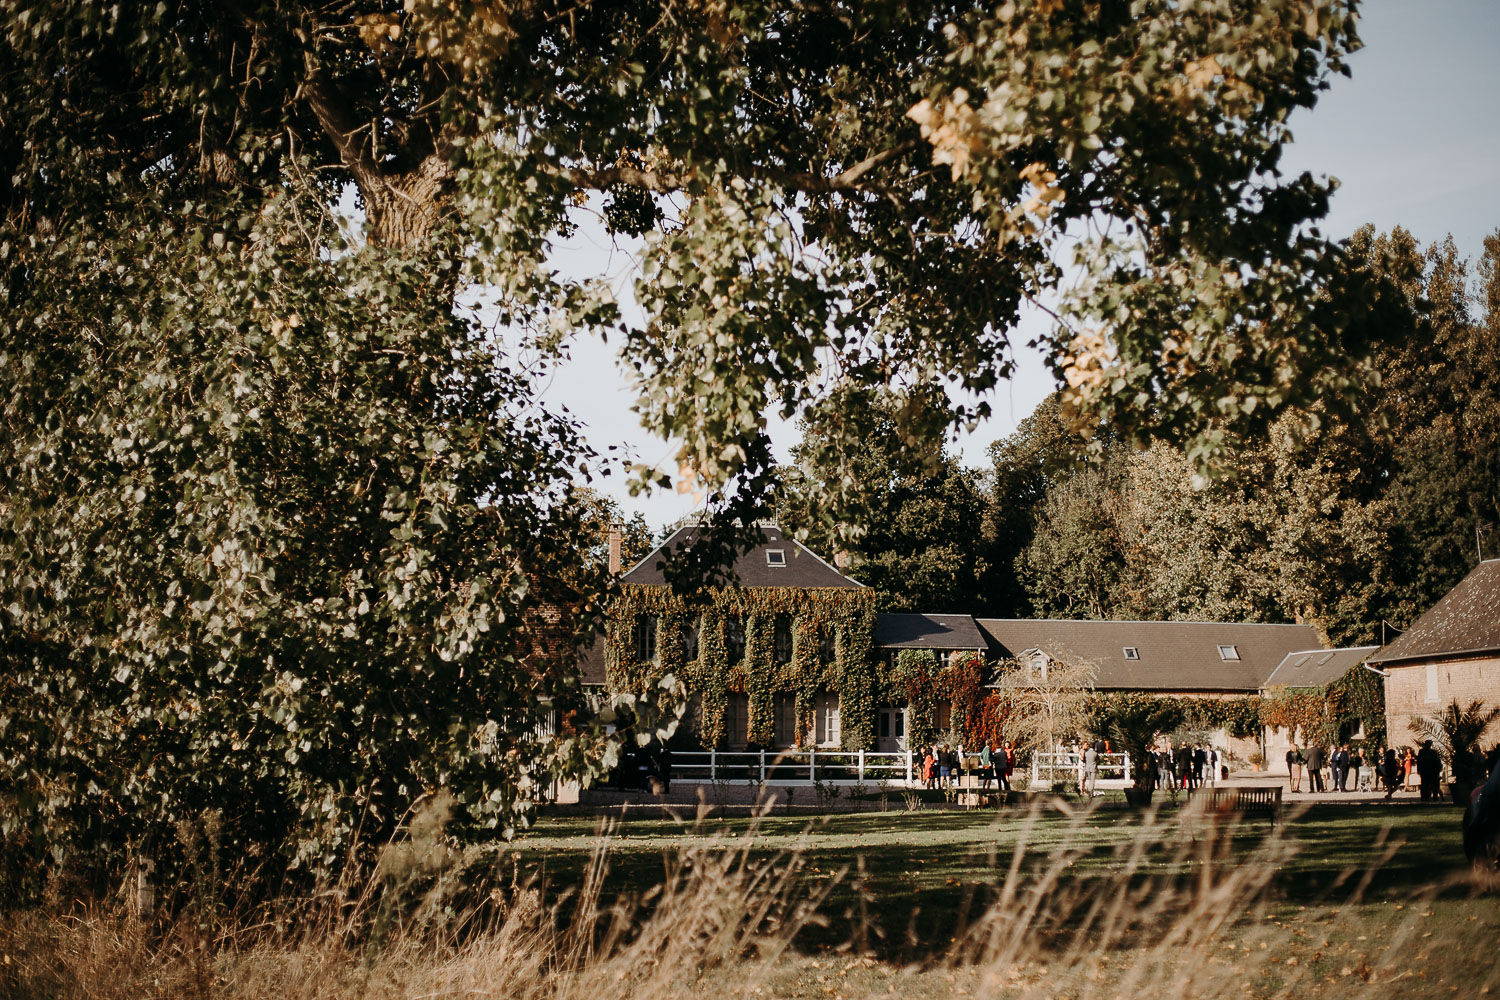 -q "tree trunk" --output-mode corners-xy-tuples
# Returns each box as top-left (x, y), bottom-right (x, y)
(363, 155), (452, 250)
